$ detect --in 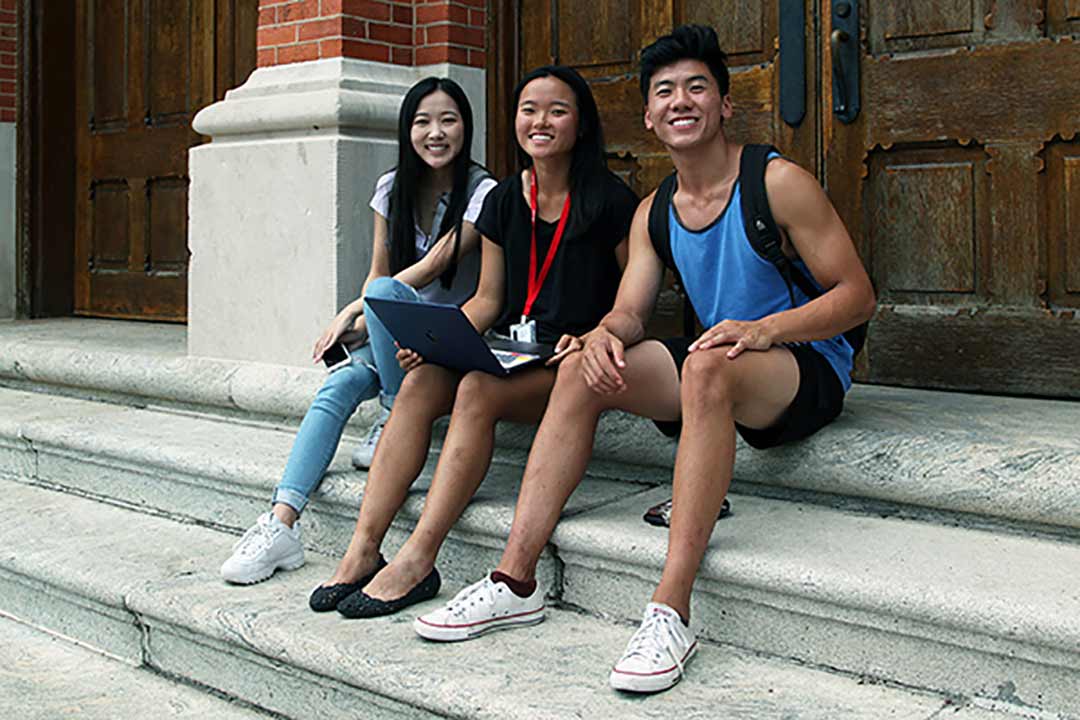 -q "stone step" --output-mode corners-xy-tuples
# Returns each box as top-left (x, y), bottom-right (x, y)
(0, 480), (1030, 720)
(551, 485), (1080, 714)
(1, 389), (1078, 716)
(2, 319), (1078, 534)
(0, 385), (646, 593)
(0, 615), (273, 719)
(0, 318), (342, 427)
